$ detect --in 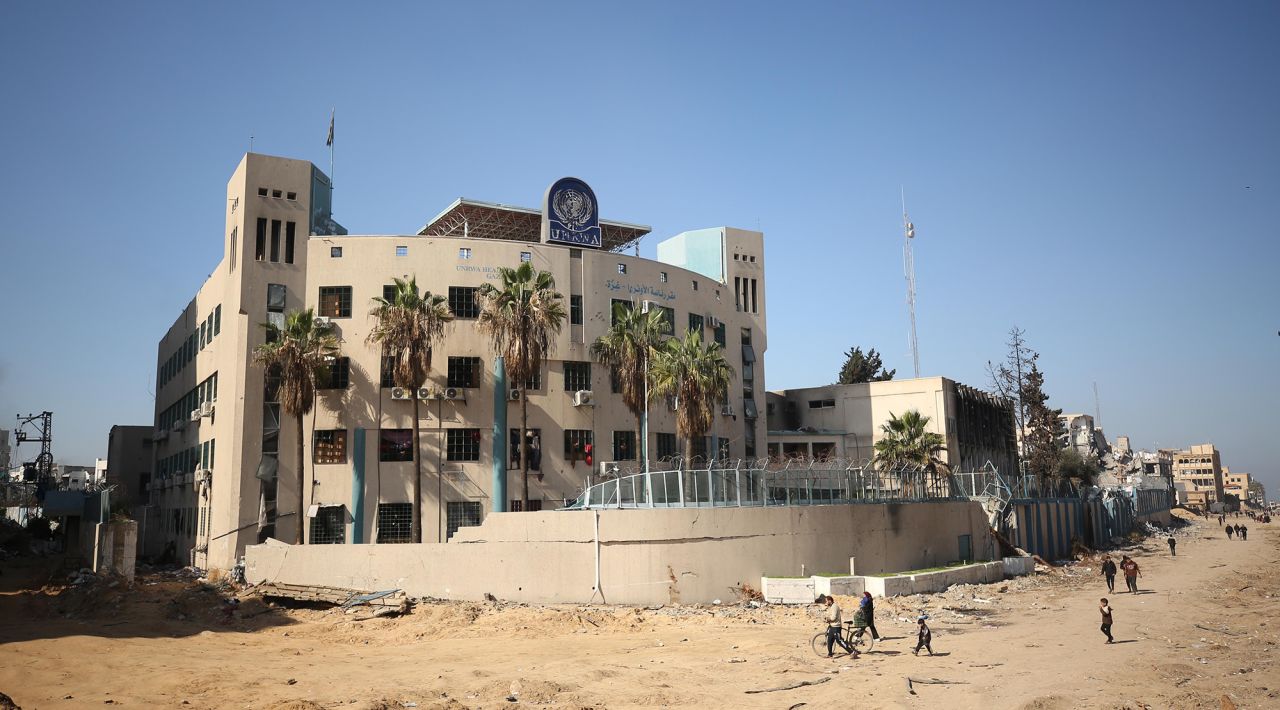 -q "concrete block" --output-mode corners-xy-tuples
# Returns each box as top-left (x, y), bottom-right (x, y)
(812, 575), (864, 598)
(1002, 556), (1035, 577)
(761, 577), (817, 605)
